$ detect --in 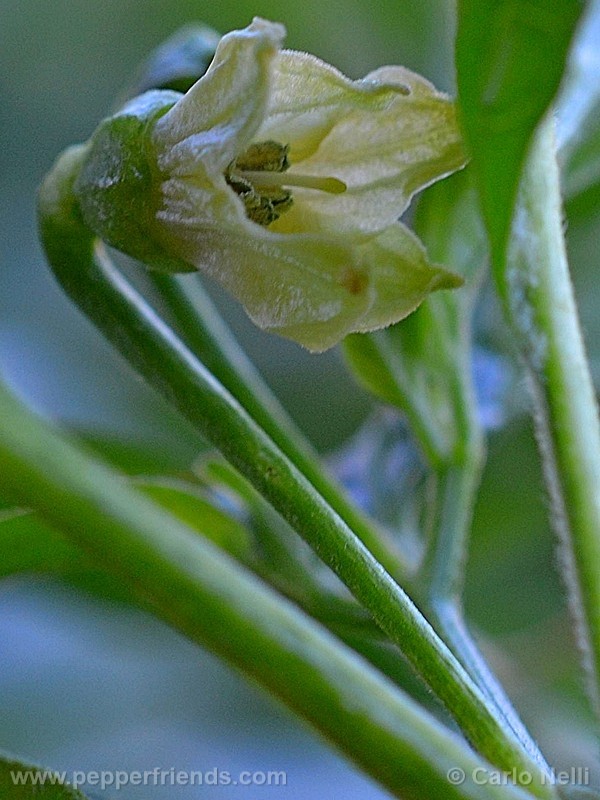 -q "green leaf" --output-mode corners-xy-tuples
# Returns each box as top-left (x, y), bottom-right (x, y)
(0, 508), (83, 577)
(563, 106), (600, 212)
(558, 1), (600, 212)
(0, 475), (253, 594)
(456, 0), (586, 275)
(344, 314), (458, 463)
(0, 508), (148, 606)
(135, 476), (252, 561)
(0, 753), (90, 799)
(80, 431), (204, 474)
